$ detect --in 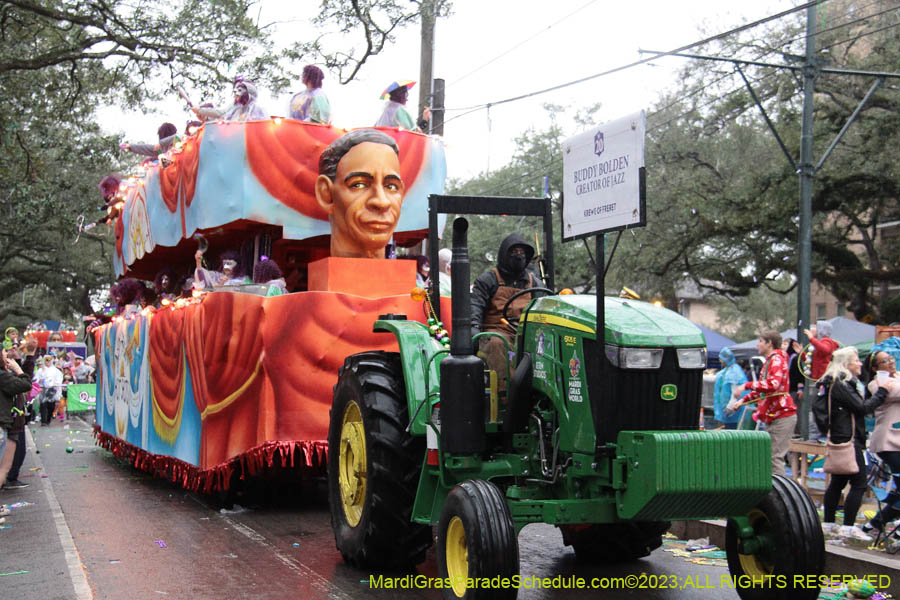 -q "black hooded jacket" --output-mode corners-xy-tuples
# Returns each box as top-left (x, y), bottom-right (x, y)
(820, 374), (888, 448)
(470, 233), (544, 333)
